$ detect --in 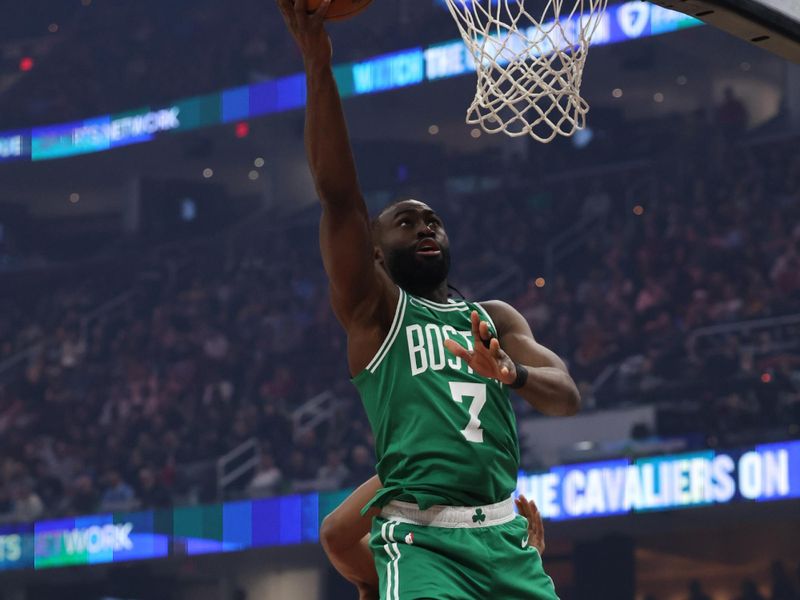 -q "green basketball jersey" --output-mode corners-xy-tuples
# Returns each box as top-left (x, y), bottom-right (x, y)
(353, 288), (520, 512)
